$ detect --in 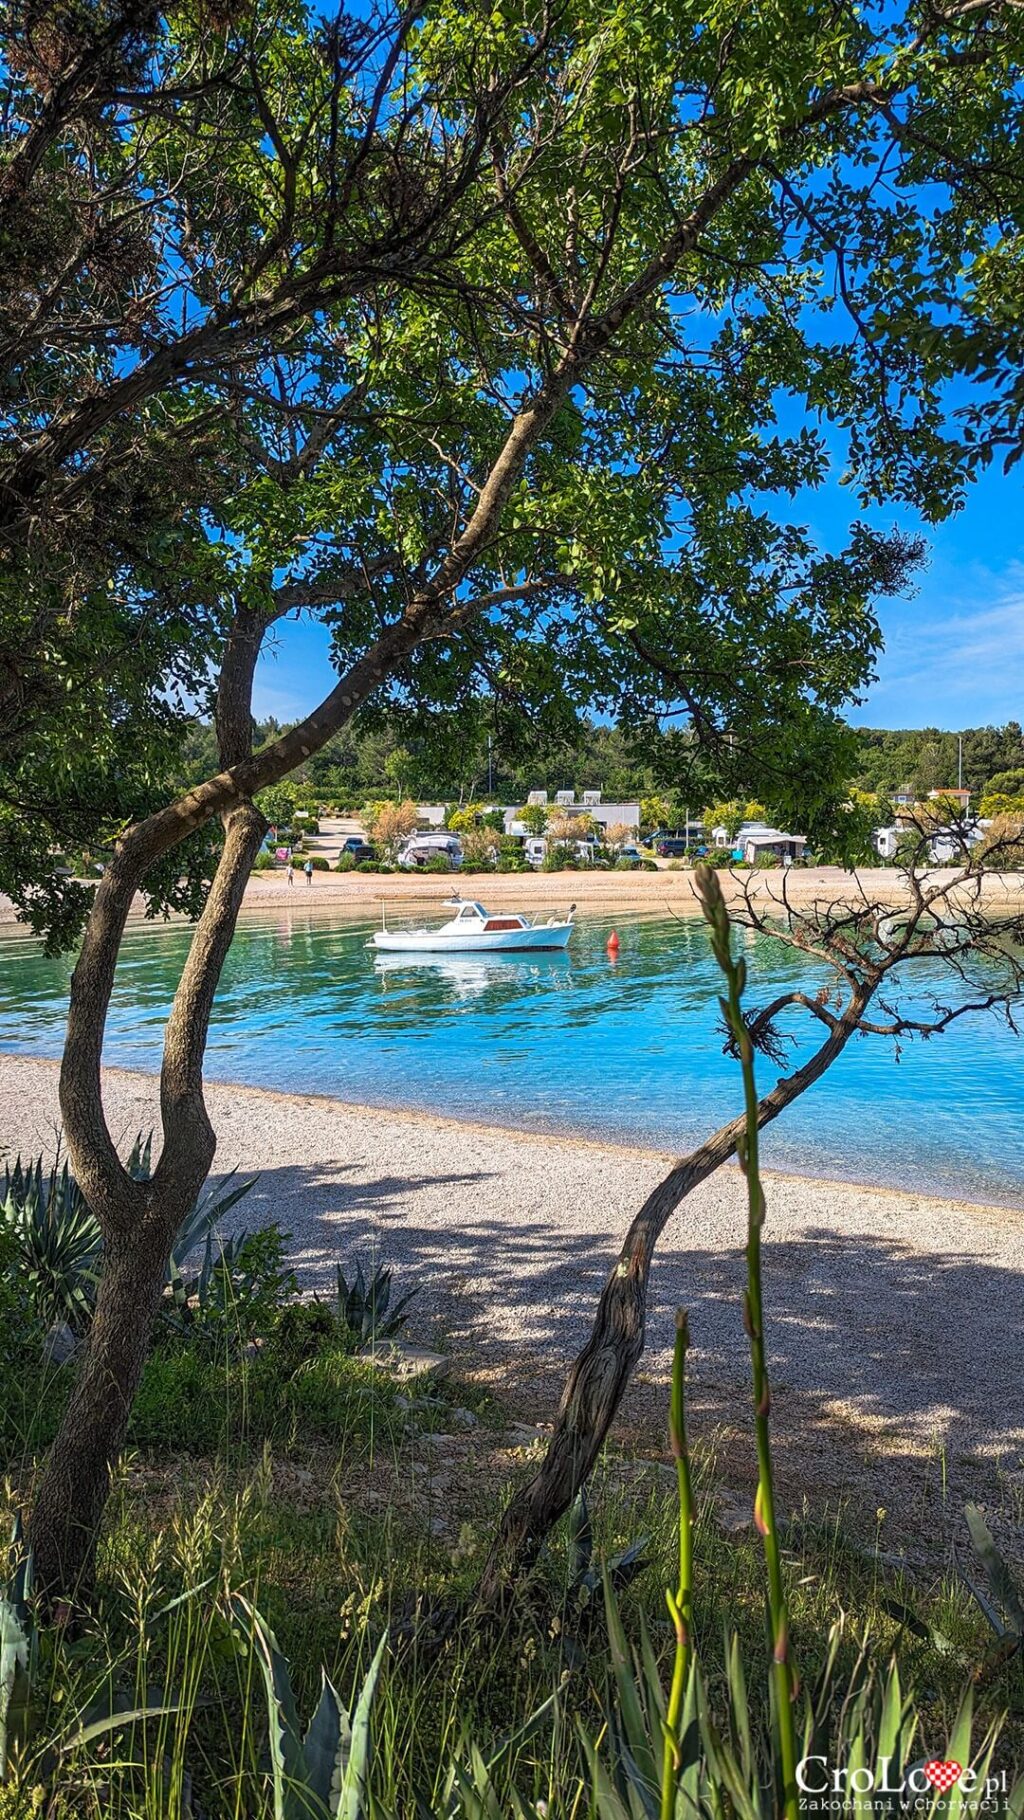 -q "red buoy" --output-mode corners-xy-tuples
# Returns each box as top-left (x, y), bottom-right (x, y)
(607, 929), (620, 956)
